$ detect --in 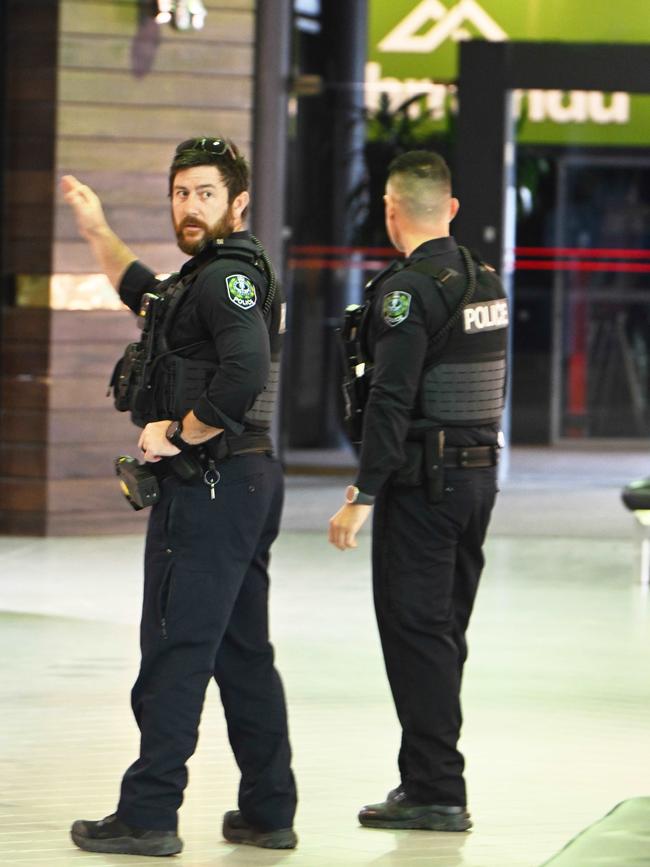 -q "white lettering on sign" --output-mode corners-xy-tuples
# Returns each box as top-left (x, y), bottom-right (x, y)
(379, 0), (507, 54)
(365, 61), (454, 119)
(516, 89), (629, 125)
(365, 62), (630, 127)
(463, 300), (509, 333)
(371, 1), (631, 128)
